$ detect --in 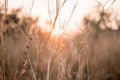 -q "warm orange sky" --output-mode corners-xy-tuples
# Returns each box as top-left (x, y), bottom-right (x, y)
(1, 0), (120, 36)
